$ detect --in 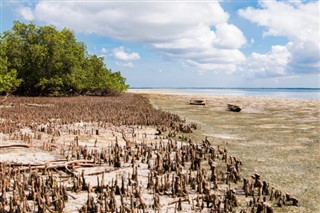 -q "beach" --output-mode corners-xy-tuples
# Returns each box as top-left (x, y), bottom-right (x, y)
(0, 92), (319, 212)
(2, 0), (319, 212)
(136, 90), (320, 212)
